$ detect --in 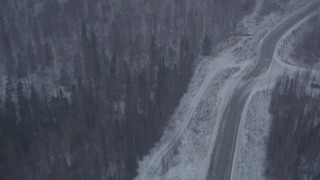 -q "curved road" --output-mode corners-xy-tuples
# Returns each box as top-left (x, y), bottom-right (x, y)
(206, 1), (320, 180)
